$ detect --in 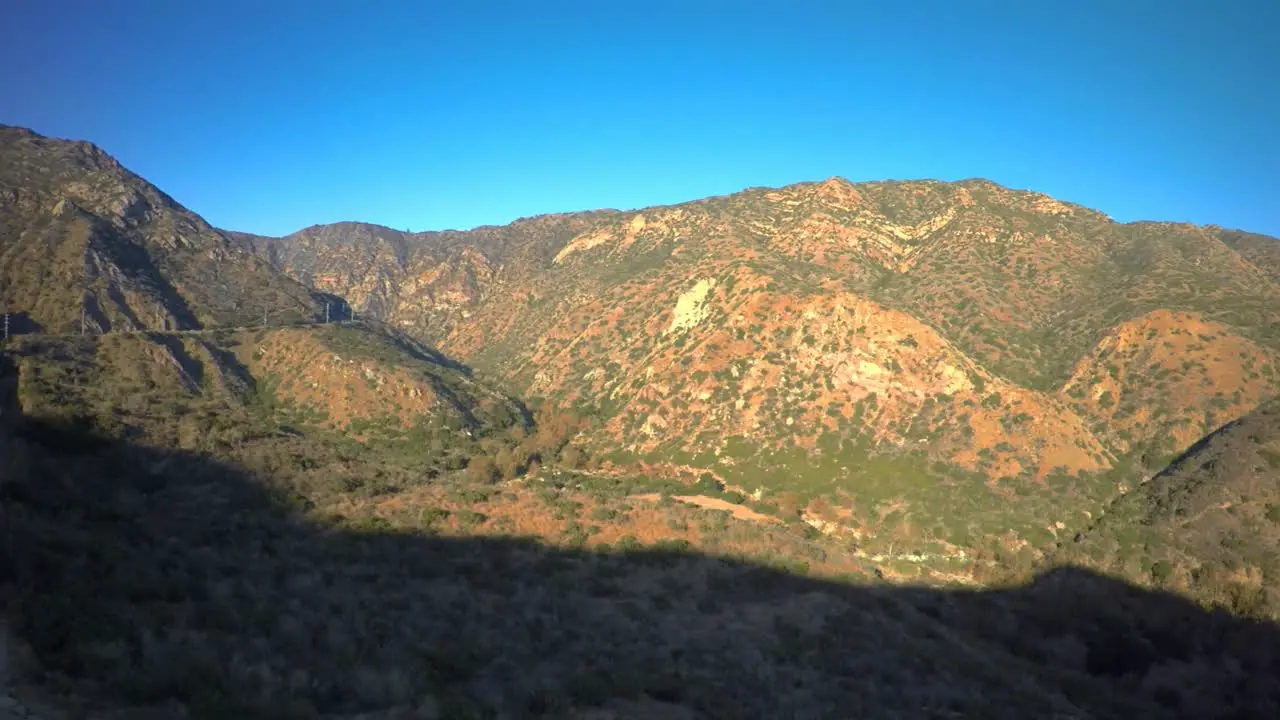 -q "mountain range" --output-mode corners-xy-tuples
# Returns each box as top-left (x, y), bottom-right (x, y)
(233, 159), (1280, 562)
(2, 124), (1280, 718)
